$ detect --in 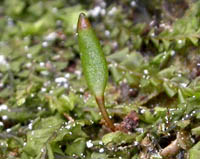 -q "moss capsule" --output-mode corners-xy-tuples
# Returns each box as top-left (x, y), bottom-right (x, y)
(77, 13), (115, 131)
